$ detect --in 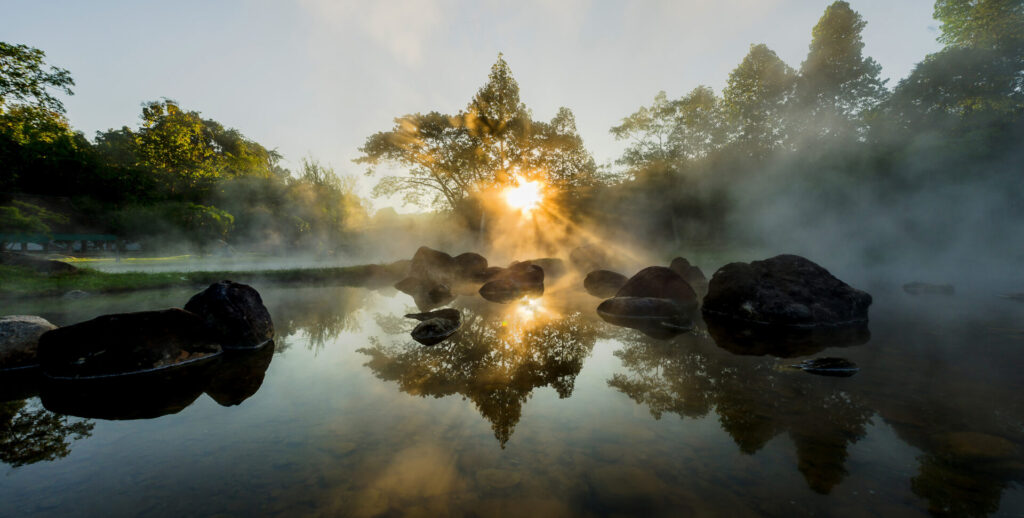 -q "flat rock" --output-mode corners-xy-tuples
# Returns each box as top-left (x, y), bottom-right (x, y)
(0, 315), (57, 370)
(583, 270), (628, 298)
(411, 316), (461, 346)
(597, 297), (692, 339)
